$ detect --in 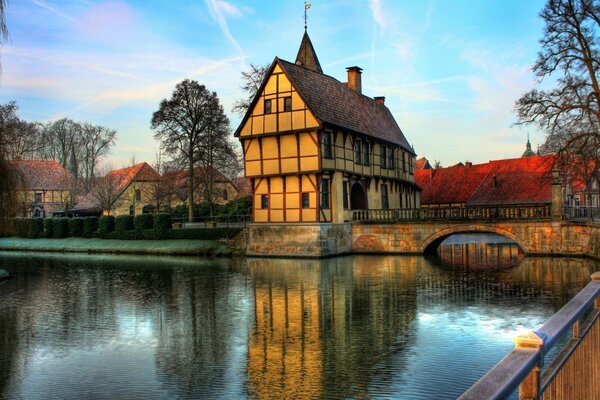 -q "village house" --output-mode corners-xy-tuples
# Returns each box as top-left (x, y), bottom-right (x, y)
(102, 162), (162, 216)
(235, 31), (419, 225)
(163, 167), (240, 209)
(10, 160), (73, 218)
